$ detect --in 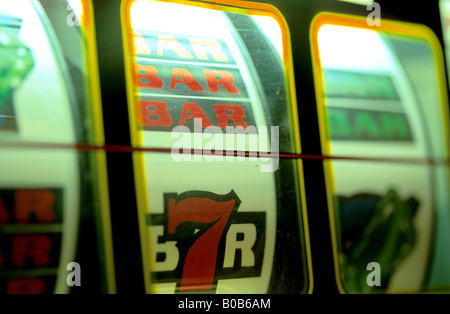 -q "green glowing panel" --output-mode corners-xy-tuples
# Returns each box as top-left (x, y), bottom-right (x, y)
(323, 70), (399, 100)
(328, 108), (413, 141)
